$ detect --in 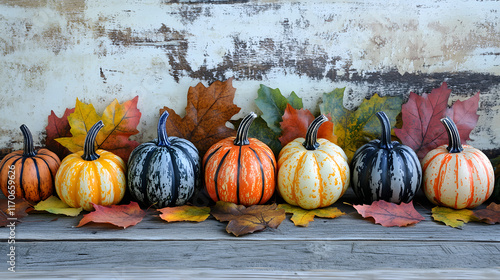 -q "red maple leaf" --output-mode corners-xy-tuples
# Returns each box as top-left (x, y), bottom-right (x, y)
(353, 200), (425, 227)
(45, 108), (74, 160)
(77, 202), (146, 229)
(394, 82), (479, 159)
